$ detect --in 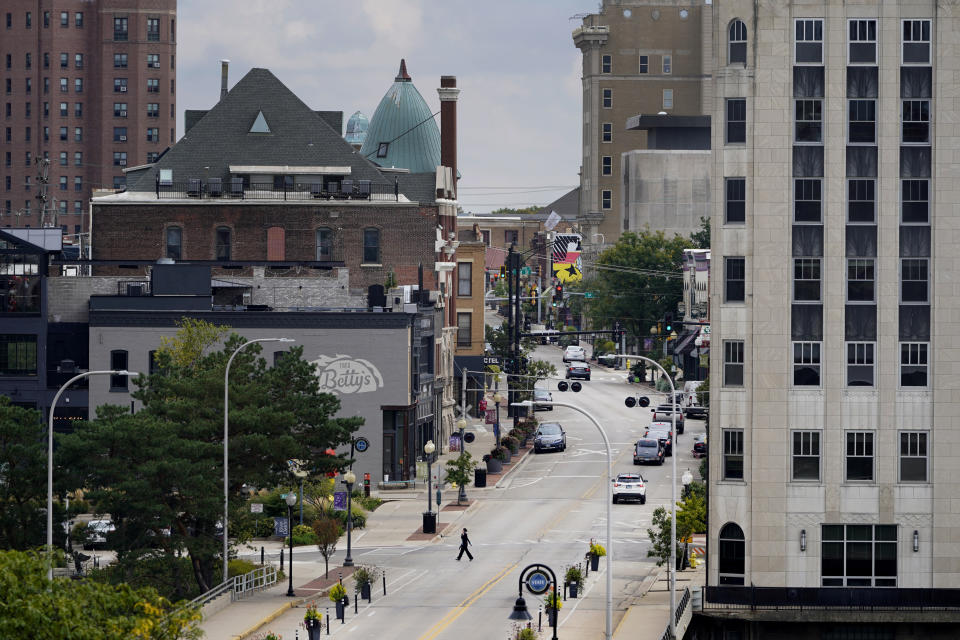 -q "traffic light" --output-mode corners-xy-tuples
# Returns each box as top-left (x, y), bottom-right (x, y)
(665, 312), (674, 333)
(554, 284), (563, 301)
(499, 265), (506, 279)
